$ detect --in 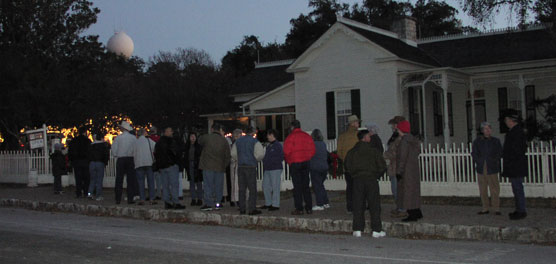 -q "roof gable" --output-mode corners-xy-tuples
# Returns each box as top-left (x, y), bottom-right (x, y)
(231, 62), (294, 95)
